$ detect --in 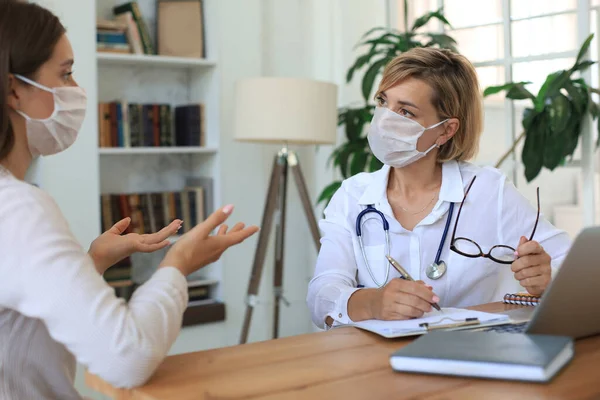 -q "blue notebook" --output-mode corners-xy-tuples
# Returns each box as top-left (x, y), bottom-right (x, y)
(389, 331), (574, 382)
